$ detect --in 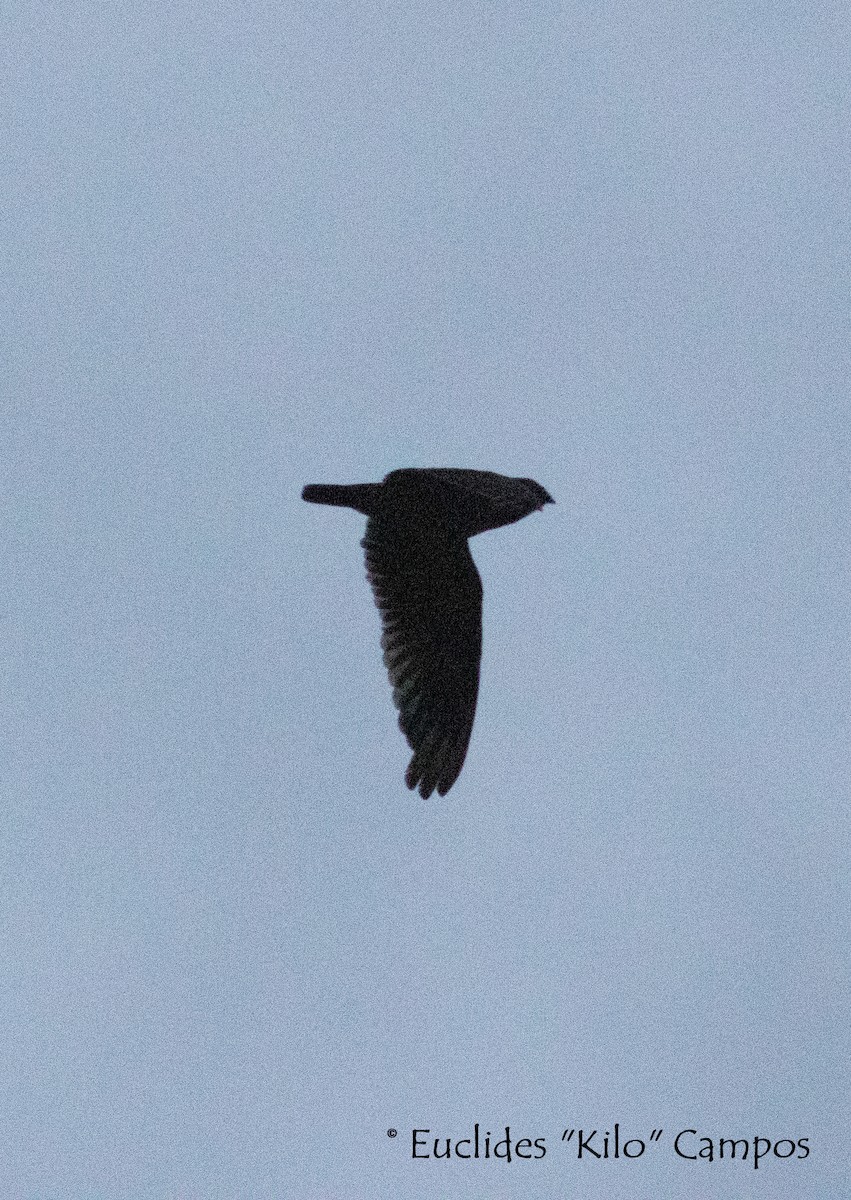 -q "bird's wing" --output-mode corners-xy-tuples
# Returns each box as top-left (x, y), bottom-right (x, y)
(362, 516), (483, 798)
